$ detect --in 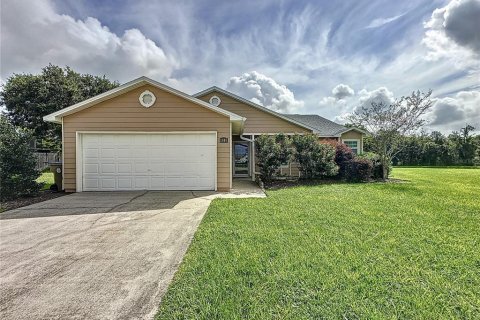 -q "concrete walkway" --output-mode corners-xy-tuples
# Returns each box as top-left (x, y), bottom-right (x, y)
(0, 185), (264, 320)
